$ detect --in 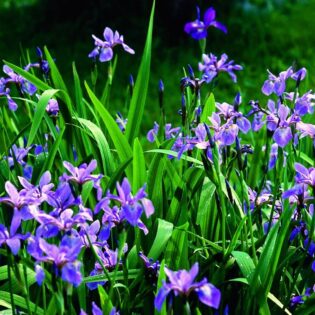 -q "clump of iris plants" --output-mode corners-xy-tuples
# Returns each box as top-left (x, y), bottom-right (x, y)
(1, 2), (315, 315)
